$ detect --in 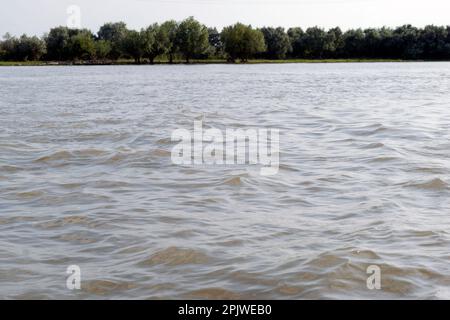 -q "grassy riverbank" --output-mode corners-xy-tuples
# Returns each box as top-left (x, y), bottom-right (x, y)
(0, 61), (49, 66)
(0, 58), (409, 66)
